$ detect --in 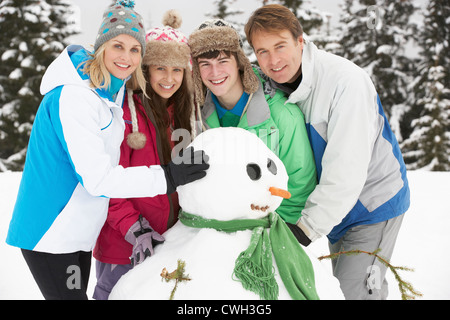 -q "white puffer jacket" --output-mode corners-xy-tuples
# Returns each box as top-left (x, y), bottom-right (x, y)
(278, 40), (410, 243)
